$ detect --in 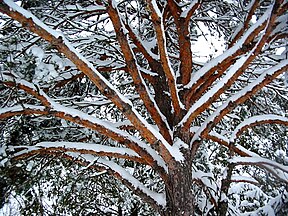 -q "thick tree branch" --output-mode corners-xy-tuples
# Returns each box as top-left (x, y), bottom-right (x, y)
(180, 1), (284, 131)
(0, 0), (181, 162)
(0, 78), (169, 182)
(147, 0), (183, 117)
(187, 17), (286, 108)
(183, 3), (272, 108)
(167, 0), (198, 86)
(106, 3), (173, 144)
(191, 59), (288, 157)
